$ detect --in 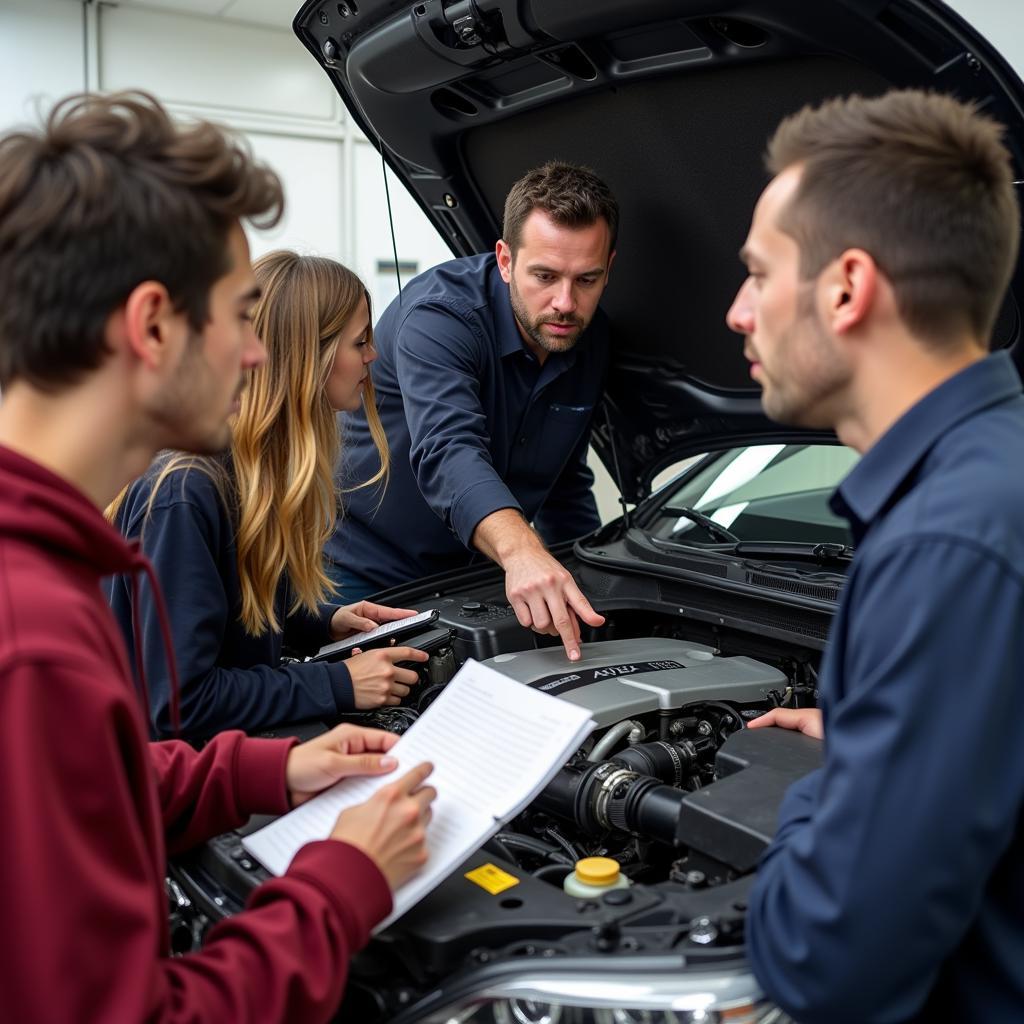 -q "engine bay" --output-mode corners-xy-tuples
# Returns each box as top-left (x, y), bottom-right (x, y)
(170, 585), (824, 1020)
